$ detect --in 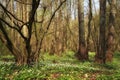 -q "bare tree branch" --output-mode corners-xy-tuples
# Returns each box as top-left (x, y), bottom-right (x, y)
(14, 0), (32, 5)
(0, 2), (24, 23)
(0, 18), (27, 40)
(0, 18), (18, 30)
(37, 0), (67, 53)
(0, 21), (16, 56)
